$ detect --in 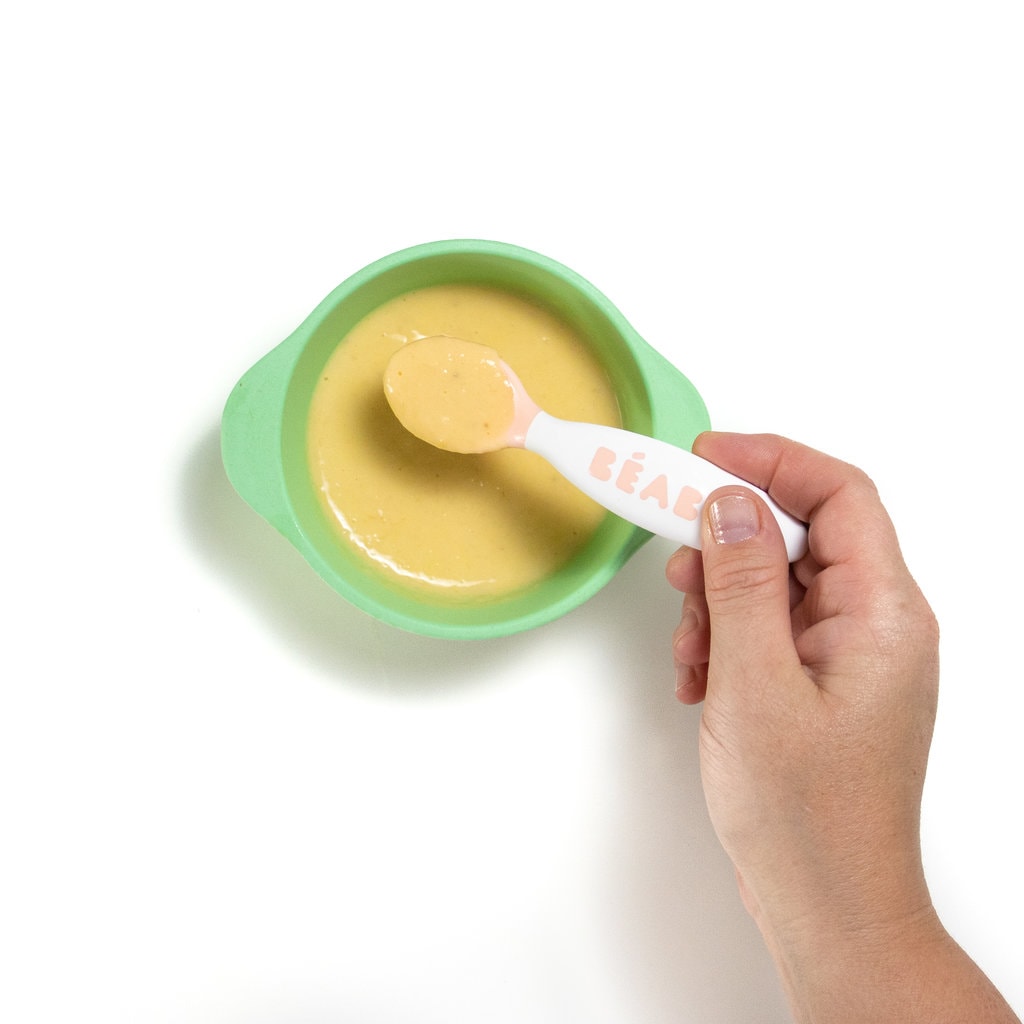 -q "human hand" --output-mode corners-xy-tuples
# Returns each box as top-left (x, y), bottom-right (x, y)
(667, 433), (1018, 1022)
